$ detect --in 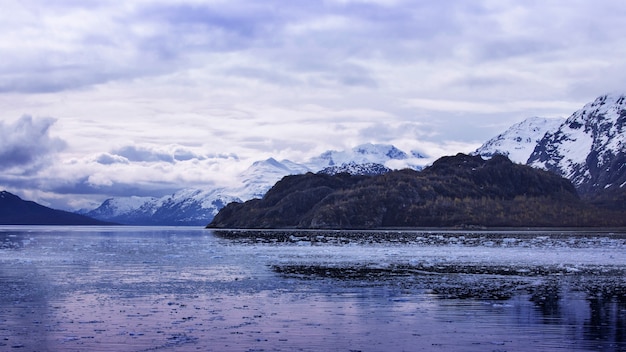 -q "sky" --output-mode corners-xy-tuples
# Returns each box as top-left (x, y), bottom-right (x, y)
(1, 0), (625, 210)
